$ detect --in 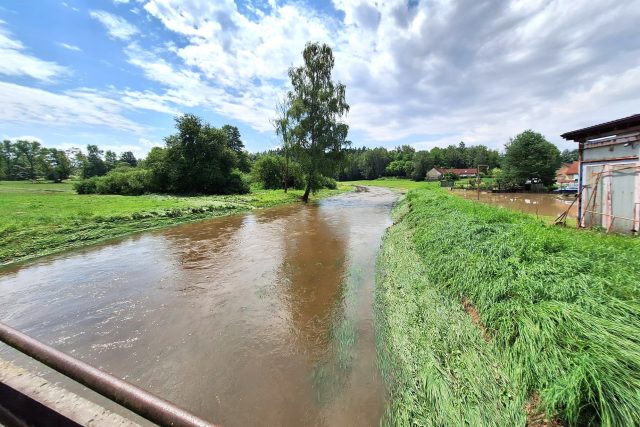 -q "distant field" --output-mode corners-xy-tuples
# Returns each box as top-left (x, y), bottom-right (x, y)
(343, 178), (436, 191)
(0, 180), (347, 265)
